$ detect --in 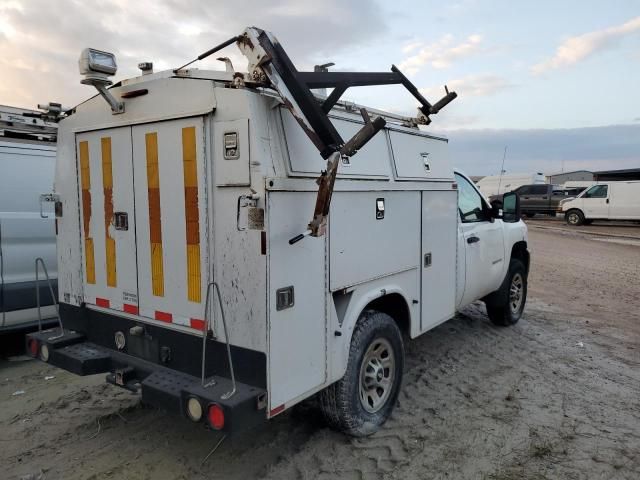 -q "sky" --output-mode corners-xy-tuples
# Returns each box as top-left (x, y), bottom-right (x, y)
(0, 0), (638, 175)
